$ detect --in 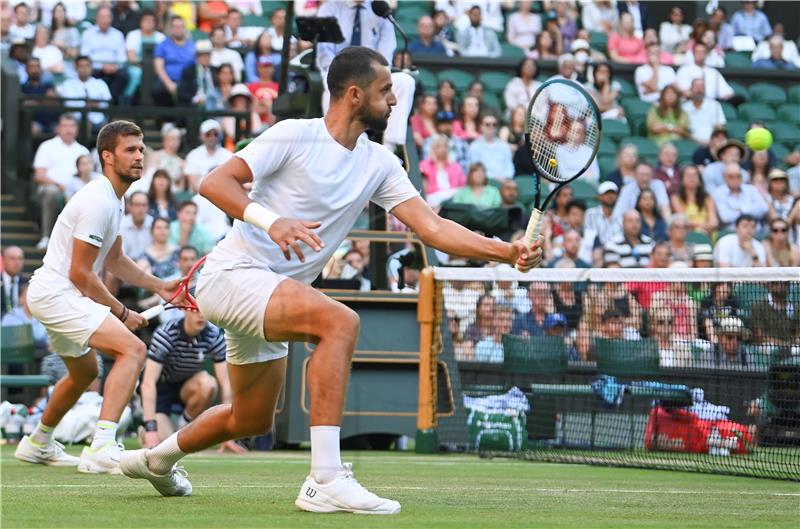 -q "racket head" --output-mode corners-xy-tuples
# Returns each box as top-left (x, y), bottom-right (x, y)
(525, 78), (602, 184)
(166, 255), (206, 311)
